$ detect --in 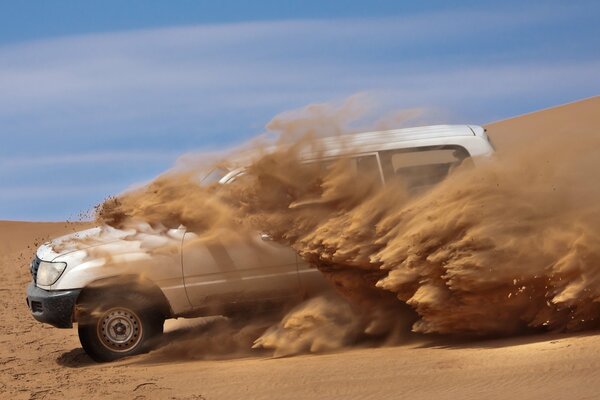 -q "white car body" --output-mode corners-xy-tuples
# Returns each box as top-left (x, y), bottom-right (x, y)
(26, 125), (494, 359)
